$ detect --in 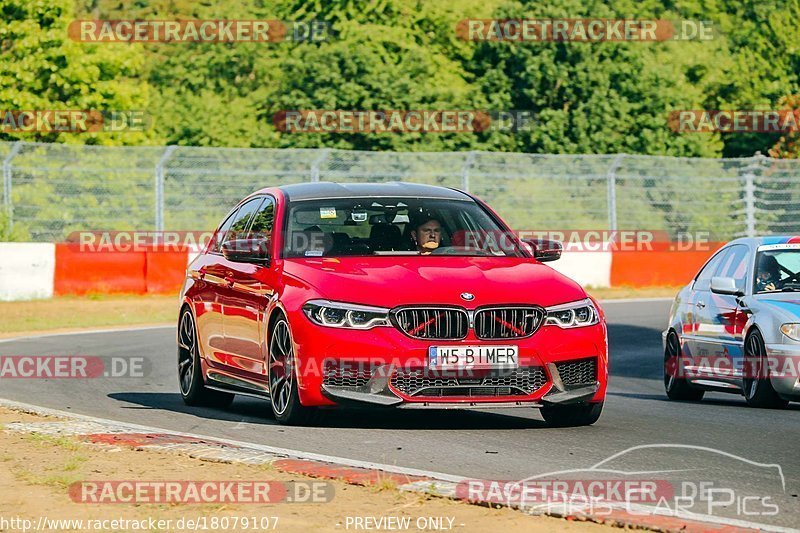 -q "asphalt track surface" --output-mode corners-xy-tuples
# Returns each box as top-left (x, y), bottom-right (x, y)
(2, 299), (799, 530)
